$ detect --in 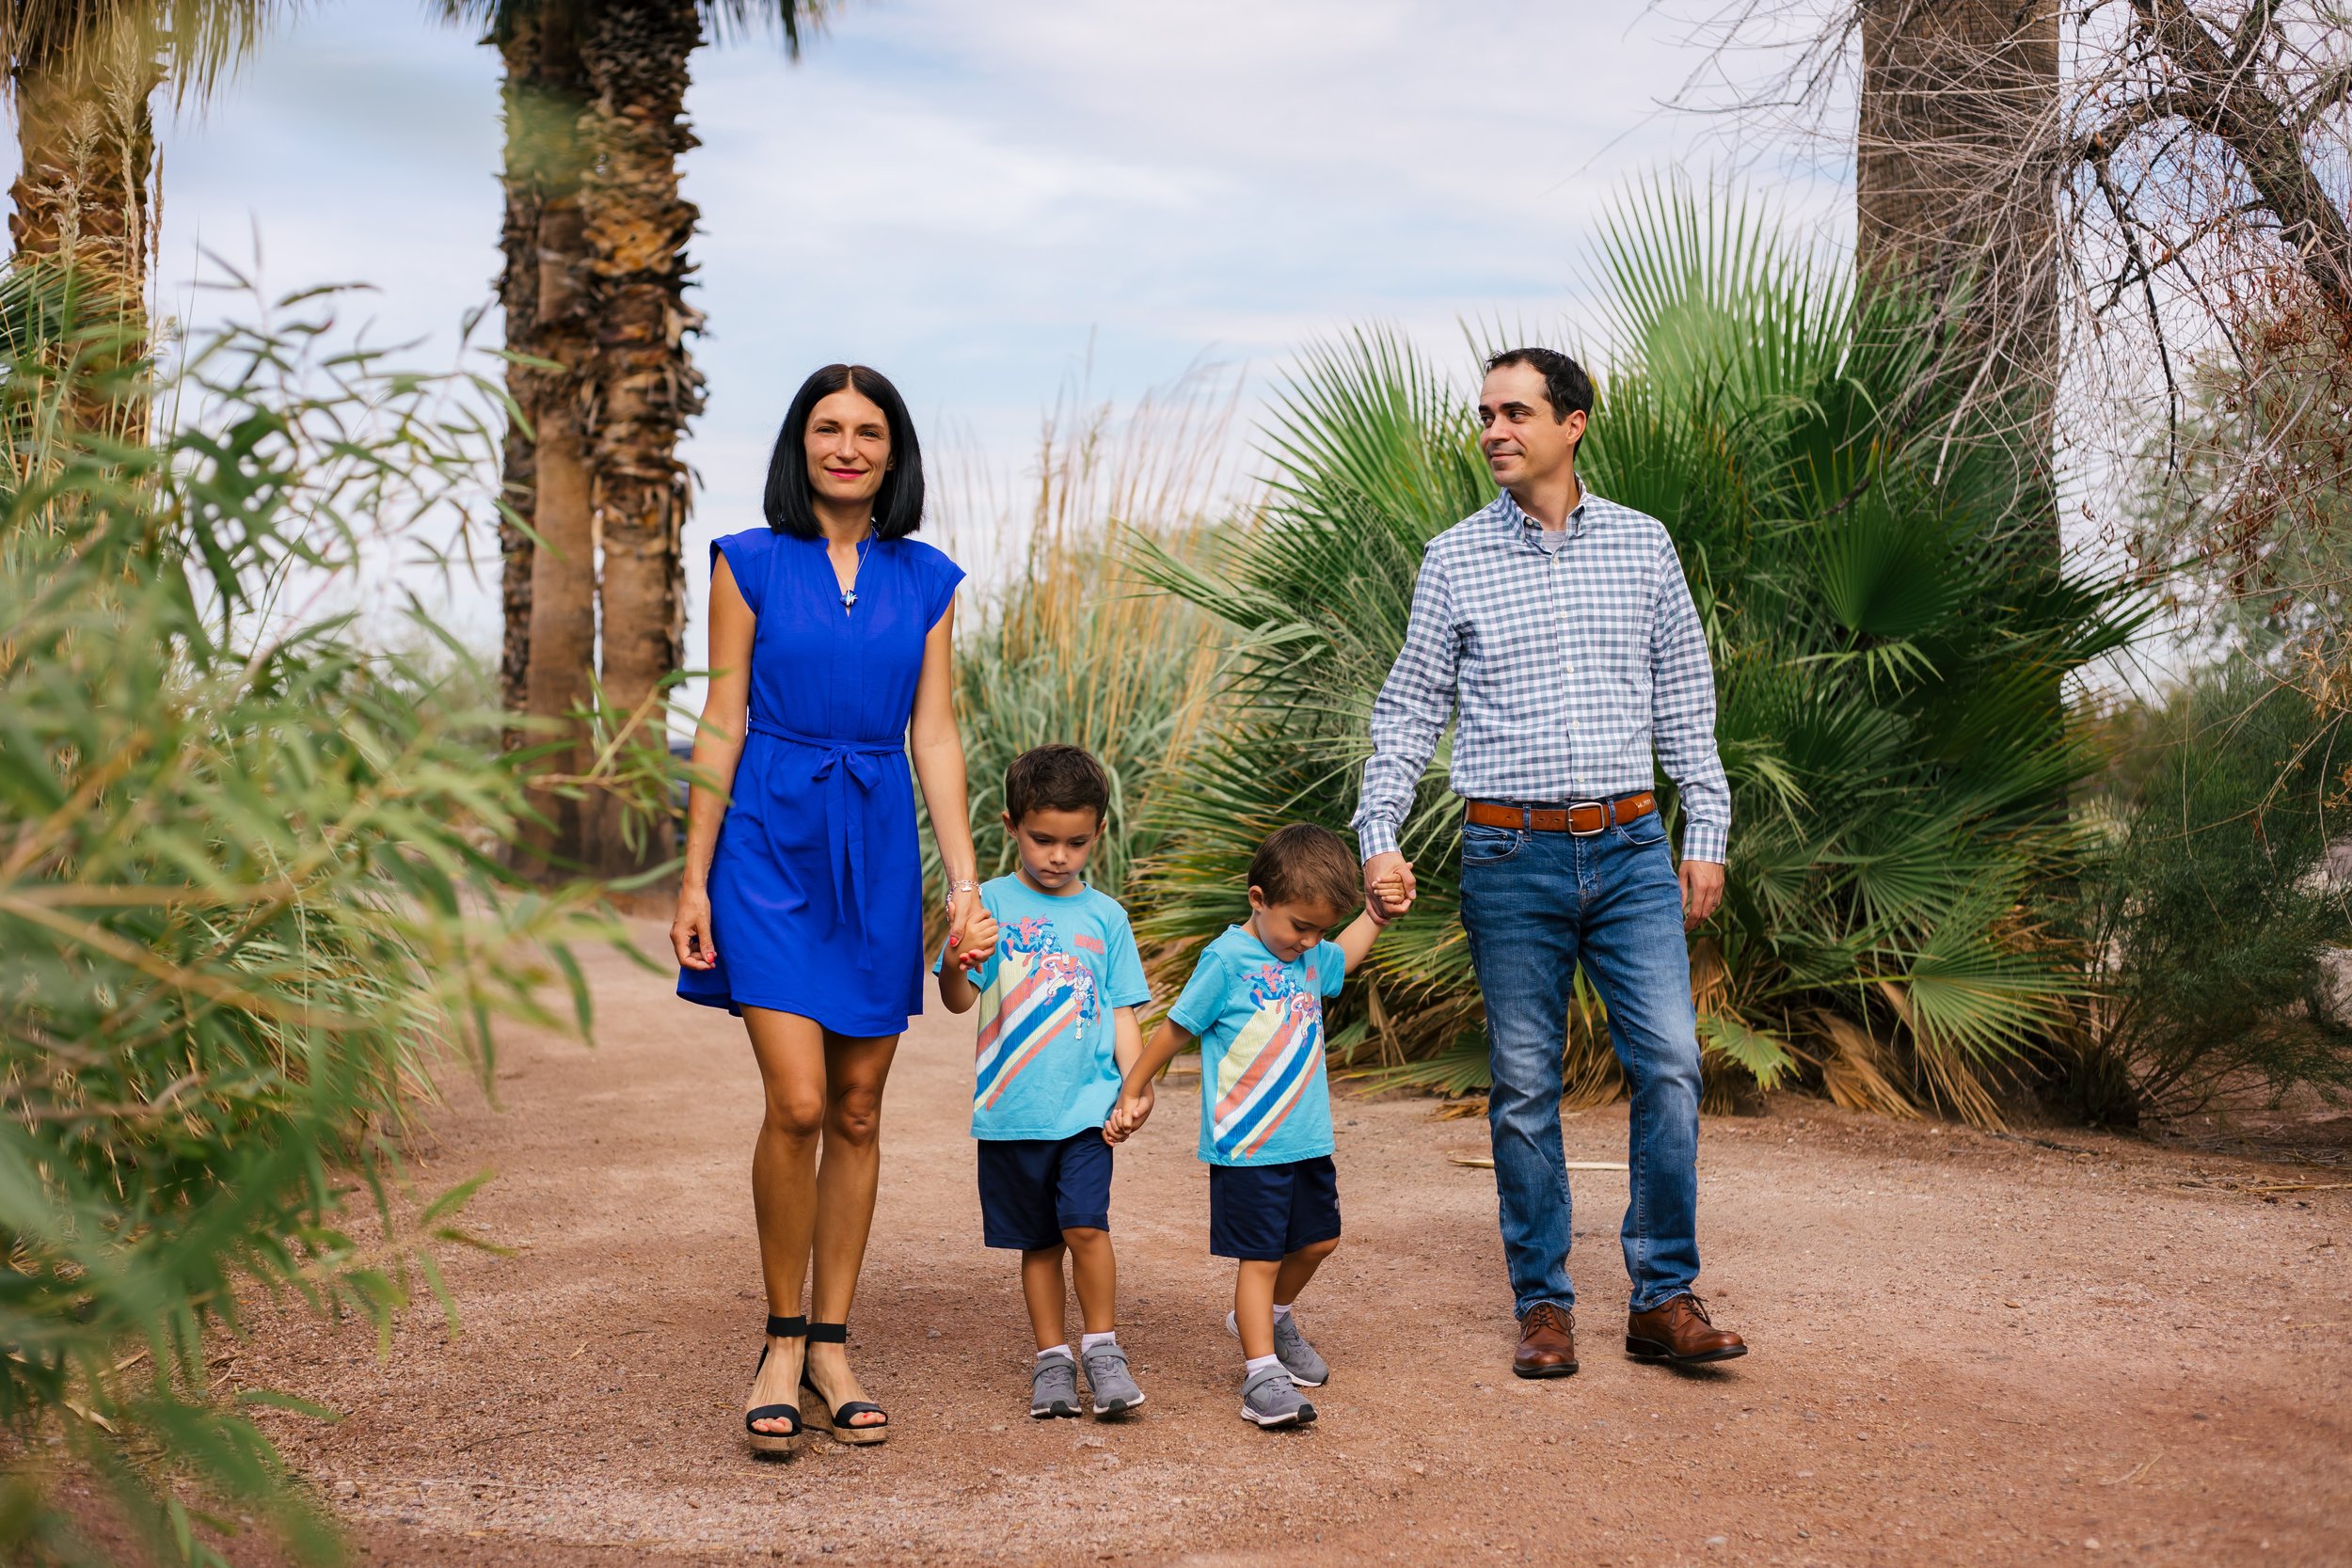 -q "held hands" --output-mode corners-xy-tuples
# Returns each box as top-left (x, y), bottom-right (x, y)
(945, 885), (998, 973)
(1103, 1080), (1154, 1144)
(1363, 851), (1417, 924)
